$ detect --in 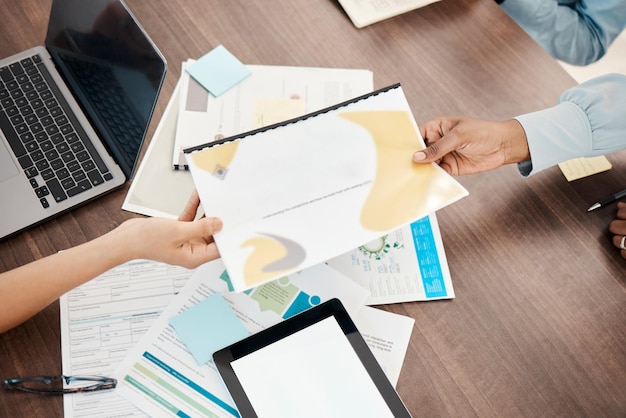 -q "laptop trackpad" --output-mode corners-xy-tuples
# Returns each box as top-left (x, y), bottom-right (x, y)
(0, 139), (19, 182)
